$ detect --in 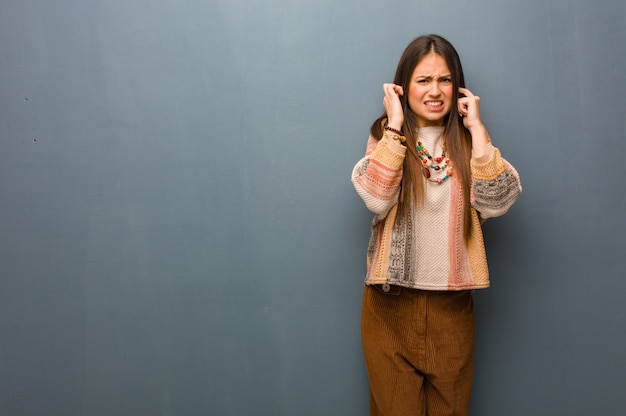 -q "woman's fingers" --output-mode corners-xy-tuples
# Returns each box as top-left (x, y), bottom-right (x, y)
(458, 87), (481, 127)
(458, 87), (474, 97)
(383, 83), (404, 97)
(383, 83), (404, 128)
